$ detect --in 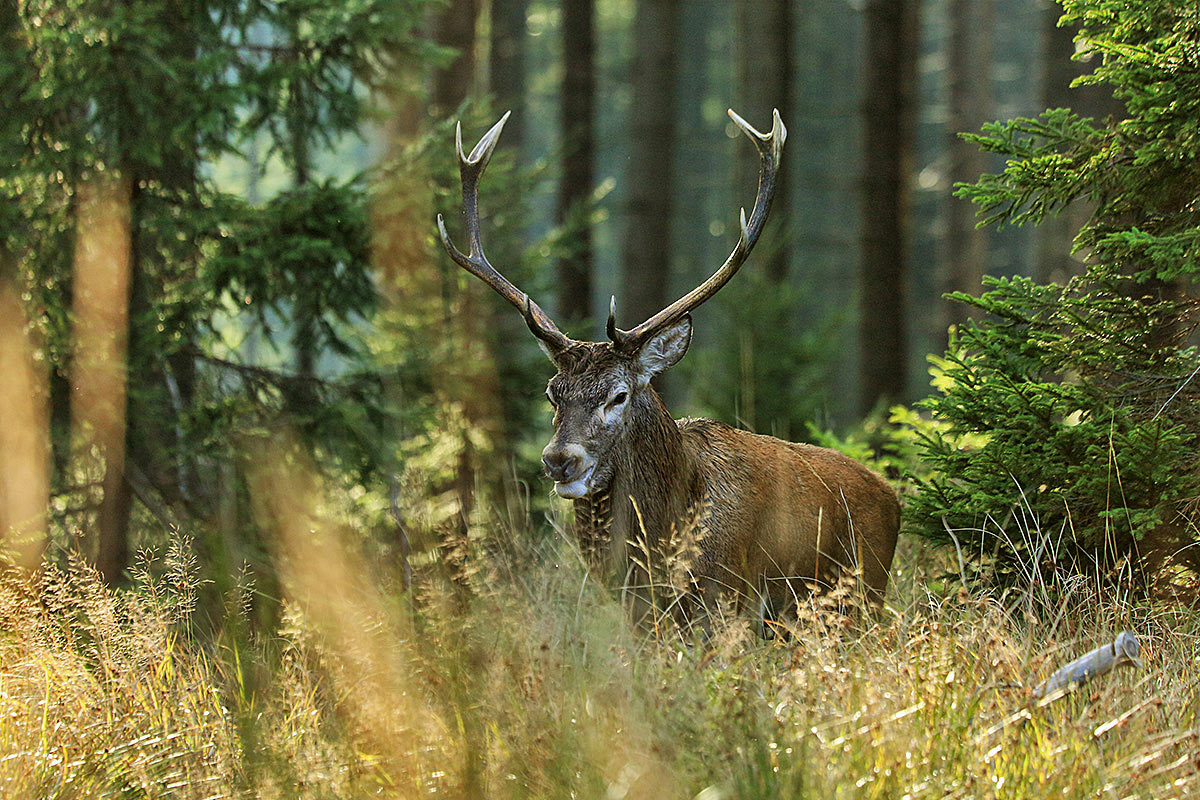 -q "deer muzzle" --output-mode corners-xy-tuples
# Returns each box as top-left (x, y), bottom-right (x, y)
(541, 442), (596, 499)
